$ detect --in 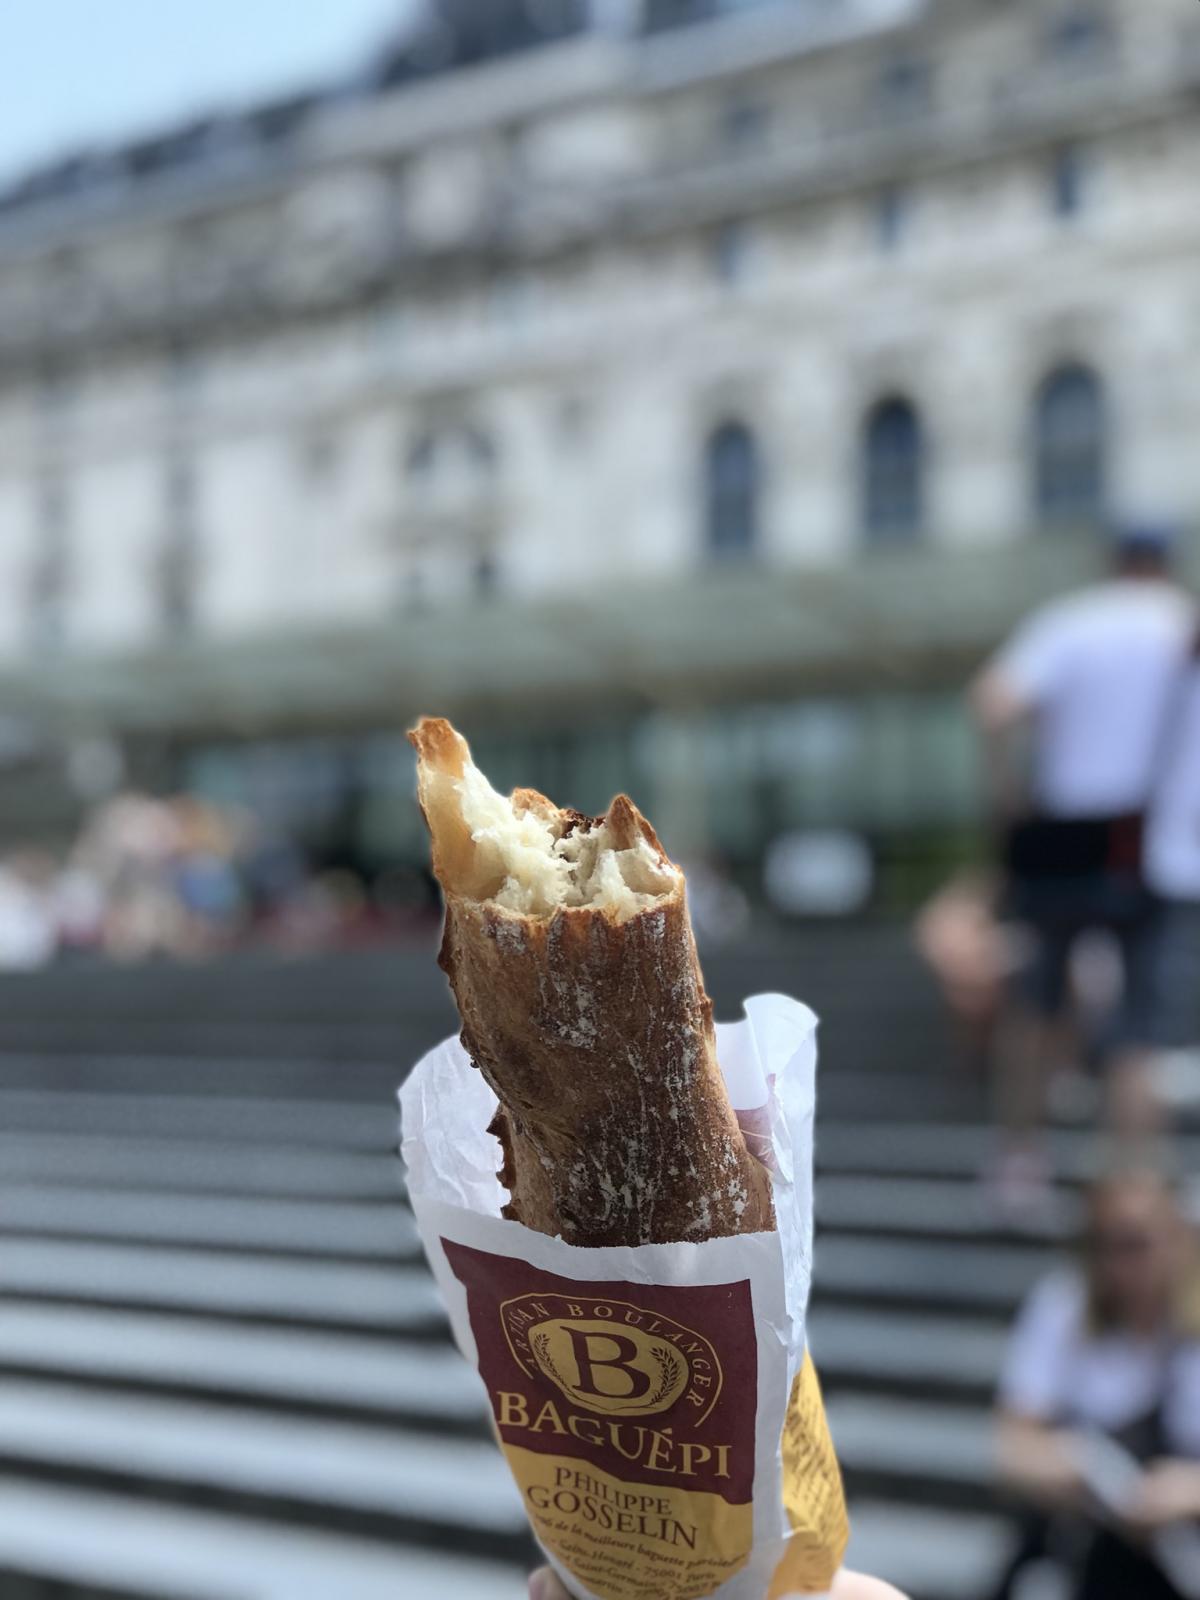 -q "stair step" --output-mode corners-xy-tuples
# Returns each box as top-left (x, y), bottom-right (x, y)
(0, 1476), (528, 1600)
(817, 1174), (1078, 1244)
(845, 1499), (1016, 1600)
(818, 1121), (1200, 1183)
(0, 1185), (420, 1260)
(0, 1133), (403, 1200)
(828, 1393), (995, 1510)
(0, 1304), (480, 1429)
(0, 1238), (445, 1333)
(0, 1089), (390, 1147)
(0, 1379), (528, 1558)
(814, 1235), (1048, 1316)
(810, 1307), (1005, 1398)
(0, 1024), (414, 1065)
(813, 1074), (988, 1124)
